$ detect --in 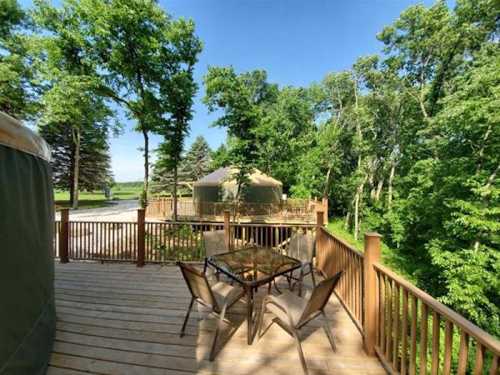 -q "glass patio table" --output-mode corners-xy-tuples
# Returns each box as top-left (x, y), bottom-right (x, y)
(206, 246), (302, 344)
